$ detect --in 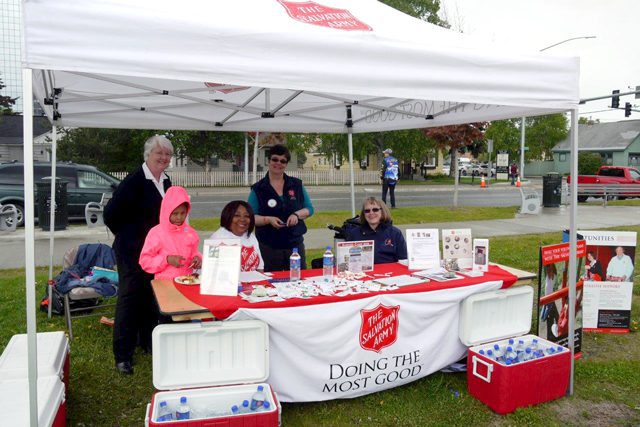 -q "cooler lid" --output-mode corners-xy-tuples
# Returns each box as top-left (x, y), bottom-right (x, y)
(0, 332), (69, 379)
(152, 320), (269, 391)
(459, 286), (533, 347)
(0, 376), (65, 427)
